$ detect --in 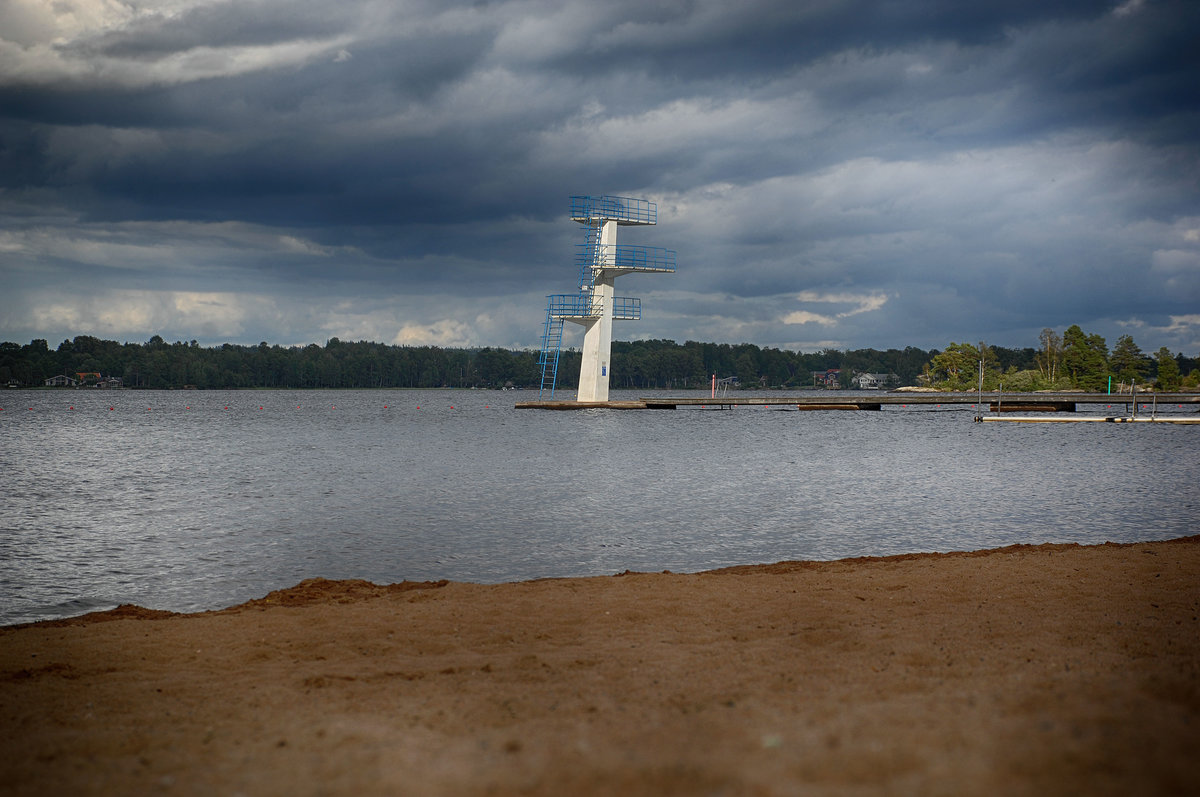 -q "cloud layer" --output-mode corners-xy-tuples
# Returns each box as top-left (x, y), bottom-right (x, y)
(3, 0), (1198, 354)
